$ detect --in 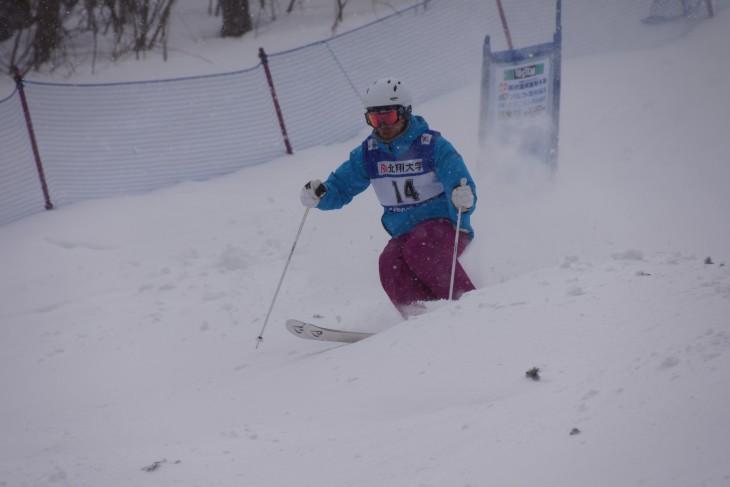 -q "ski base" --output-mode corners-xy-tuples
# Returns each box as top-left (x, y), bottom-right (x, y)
(285, 319), (374, 343)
